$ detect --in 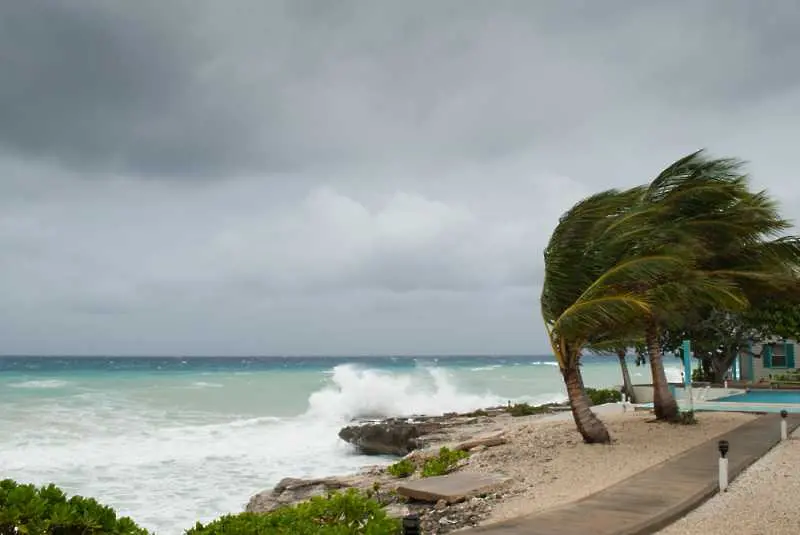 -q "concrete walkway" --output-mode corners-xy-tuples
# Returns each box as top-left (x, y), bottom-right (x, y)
(468, 414), (800, 535)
